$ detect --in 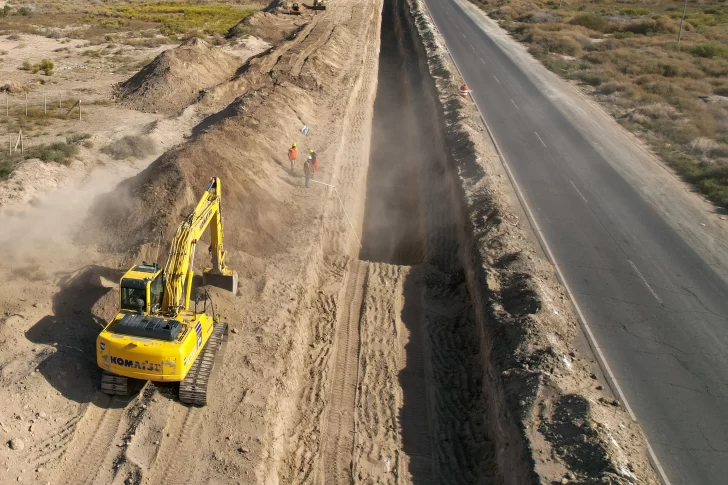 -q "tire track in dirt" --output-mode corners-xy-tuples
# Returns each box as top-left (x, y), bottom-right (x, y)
(279, 258), (345, 484)
(422, 277), (495, 484)
(143, 403), (202, 484)
(323, 0), (382, 255)
(52, 394), (131, 485)
(319, 258), (368, 483)
(27, 414), (83, 470)
(352, 263), (408, 484)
